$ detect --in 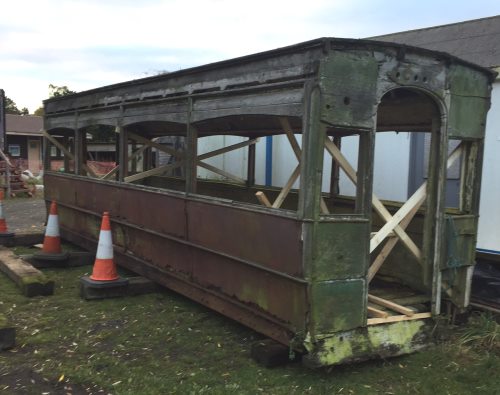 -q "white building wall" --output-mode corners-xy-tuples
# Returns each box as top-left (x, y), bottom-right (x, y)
(477, 80), (500, 252)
